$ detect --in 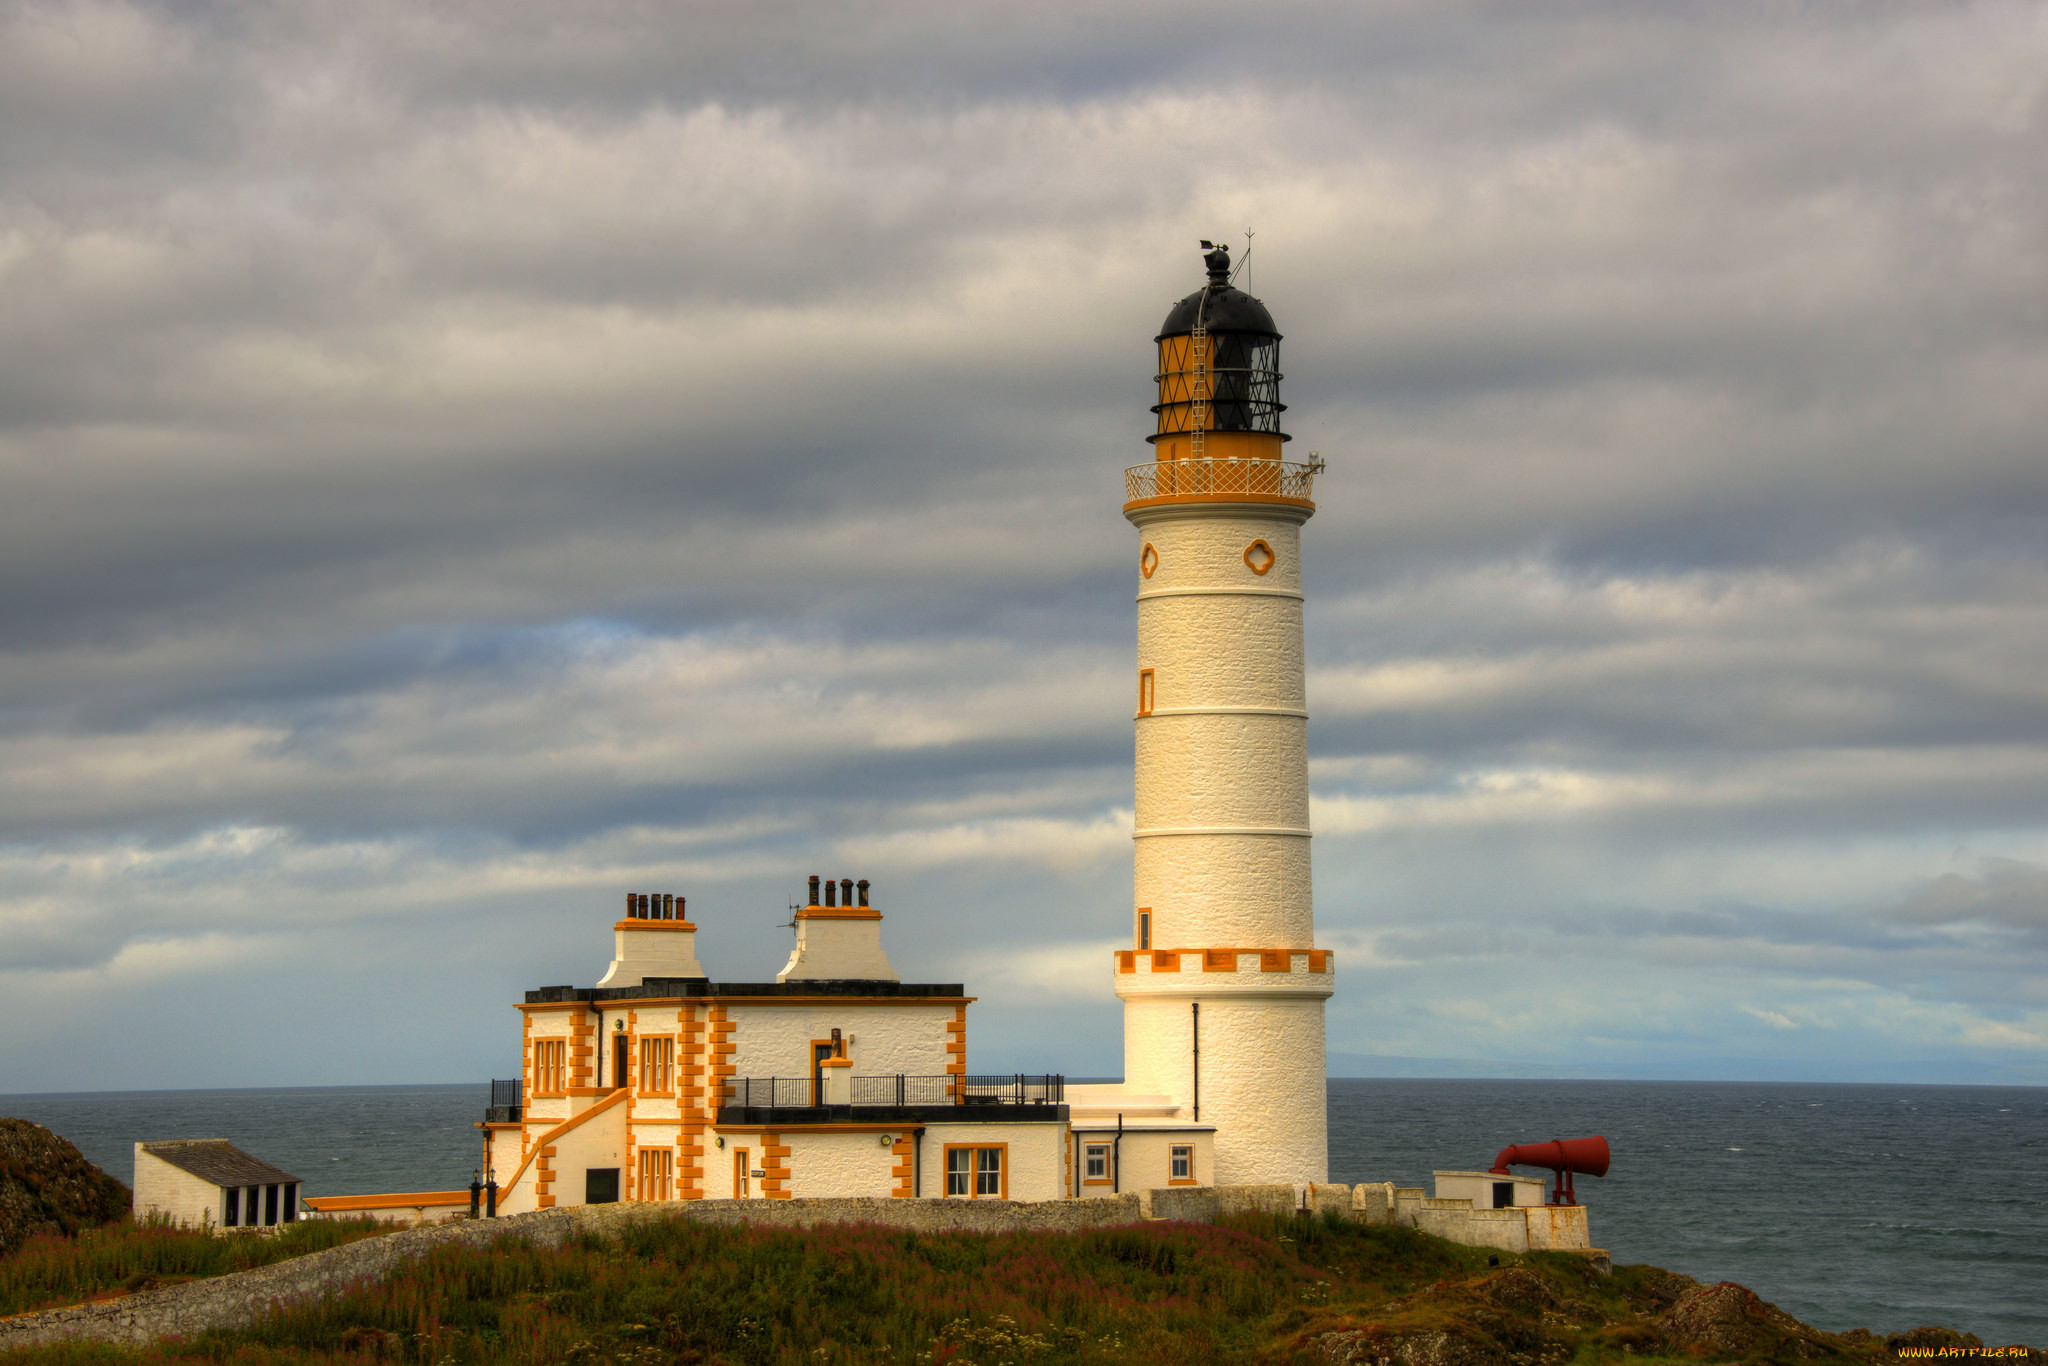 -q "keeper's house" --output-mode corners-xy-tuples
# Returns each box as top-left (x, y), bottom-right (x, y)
(133, 1140), (302, 1230)
(484, 878), (1087, 1210)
